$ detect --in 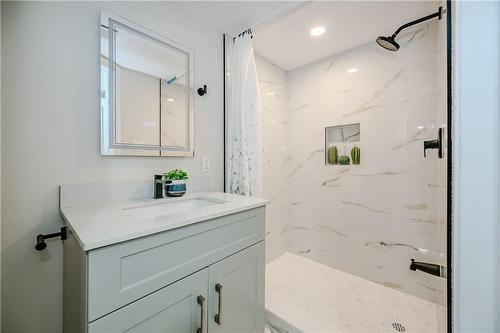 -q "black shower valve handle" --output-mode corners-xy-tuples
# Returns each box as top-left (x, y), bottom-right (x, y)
(423, 127), (444, 158)
(423, 139), (440, 157)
